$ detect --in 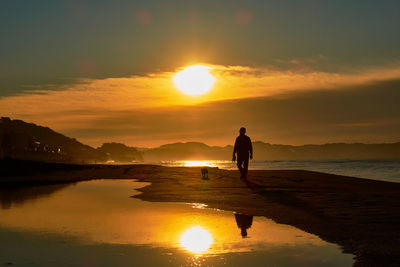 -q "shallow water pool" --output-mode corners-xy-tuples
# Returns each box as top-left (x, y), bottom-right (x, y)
(0, 180), (354, 266)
